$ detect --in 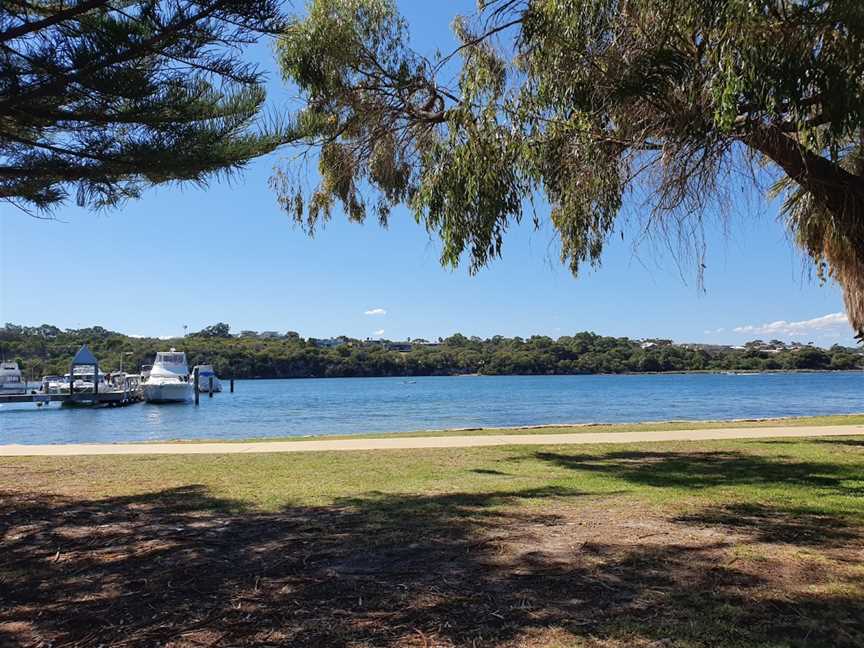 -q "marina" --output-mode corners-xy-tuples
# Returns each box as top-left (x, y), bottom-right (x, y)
(0, 389), (143, 407)
(0, 344), (228, 410)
